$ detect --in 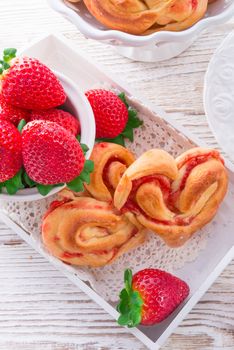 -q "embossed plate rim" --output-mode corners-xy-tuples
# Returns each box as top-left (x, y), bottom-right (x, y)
(204, 31), (234, 170)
